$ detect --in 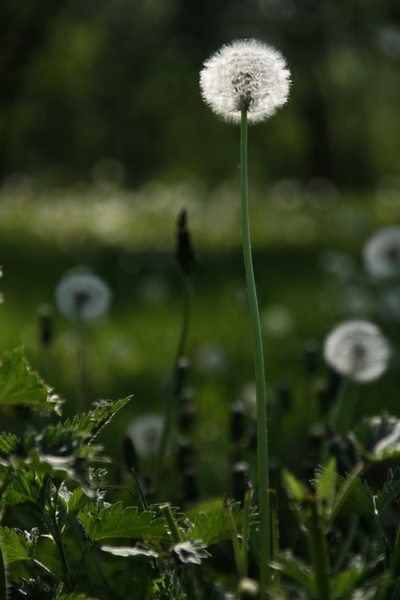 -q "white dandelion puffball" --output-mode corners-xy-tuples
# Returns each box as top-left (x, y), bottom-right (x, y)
(55, 271), (111, 322)
(200, 38), (290, 124)
(363, 226), (400, 279)
(323, 320), (390, 383)
(128, 414), (163, 457)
